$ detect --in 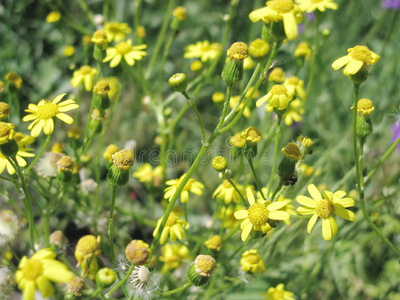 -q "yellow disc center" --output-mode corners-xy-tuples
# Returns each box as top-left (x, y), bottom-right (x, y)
(315, 199), (334, 219)
(350, 46), (372, 64)
(36, 102), (58, 119)
(269, 0), (295, 13)
(116, 42), (132, 55)
(22, 258), (43, 281)
(248, 203), (269, 226)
